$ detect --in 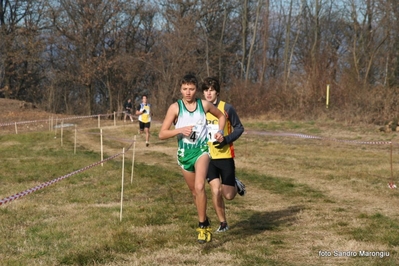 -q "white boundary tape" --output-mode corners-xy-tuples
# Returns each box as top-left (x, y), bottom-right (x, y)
(246, 130), (394, 145)
(0, 141), (134, 206)
(1, 127), (396, 207)
(0, 112), (124, 127)
(246, 130), (398, 189)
